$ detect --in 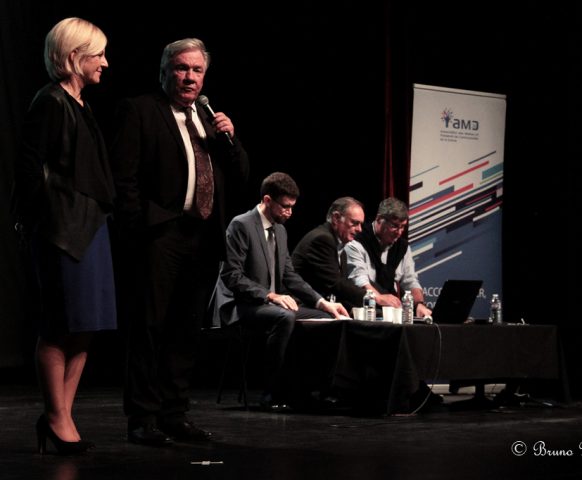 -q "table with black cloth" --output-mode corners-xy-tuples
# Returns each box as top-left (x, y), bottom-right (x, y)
(286, 320), (564, 414)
